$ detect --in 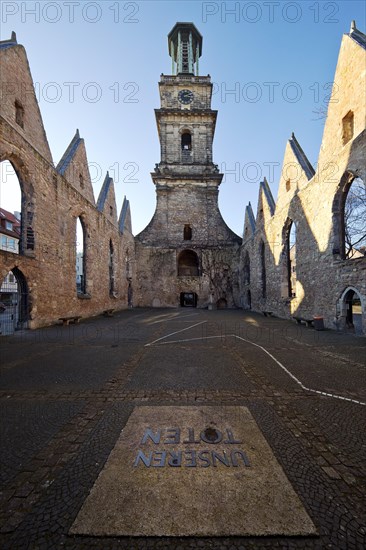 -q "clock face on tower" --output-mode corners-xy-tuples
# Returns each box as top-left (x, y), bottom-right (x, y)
(178, 89), (194, 104)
